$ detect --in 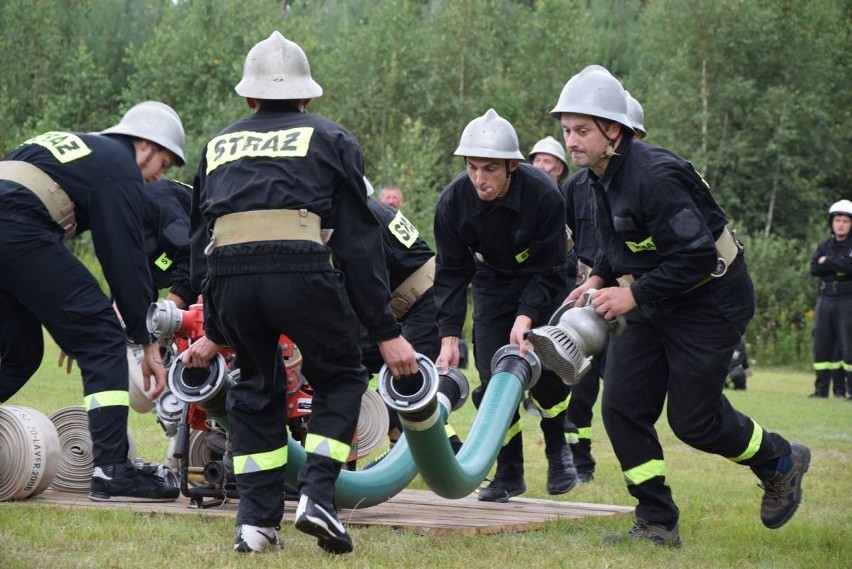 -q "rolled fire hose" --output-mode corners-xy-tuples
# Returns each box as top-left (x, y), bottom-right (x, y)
(127, 344), (154, 414)
(47, 406), (136, 493)
(355, 387), (390, 458)
(285, 354), (469, 508)
(0, 406), (60, 501)
(380, 345), (540, 499)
